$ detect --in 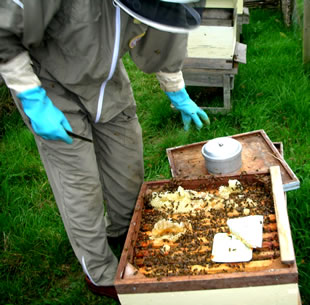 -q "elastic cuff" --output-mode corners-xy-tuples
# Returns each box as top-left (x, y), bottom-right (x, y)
(0, 52), (41, 93)
(16, 86), (43, 99)
(156, 70), (185, 92)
